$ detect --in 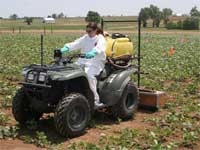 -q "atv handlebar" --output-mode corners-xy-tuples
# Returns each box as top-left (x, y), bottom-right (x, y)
(54, 49), (86, 59)
(62, 53), (86, 62)
(53, 49), (90, 65)
(71, 53), (86, 58)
